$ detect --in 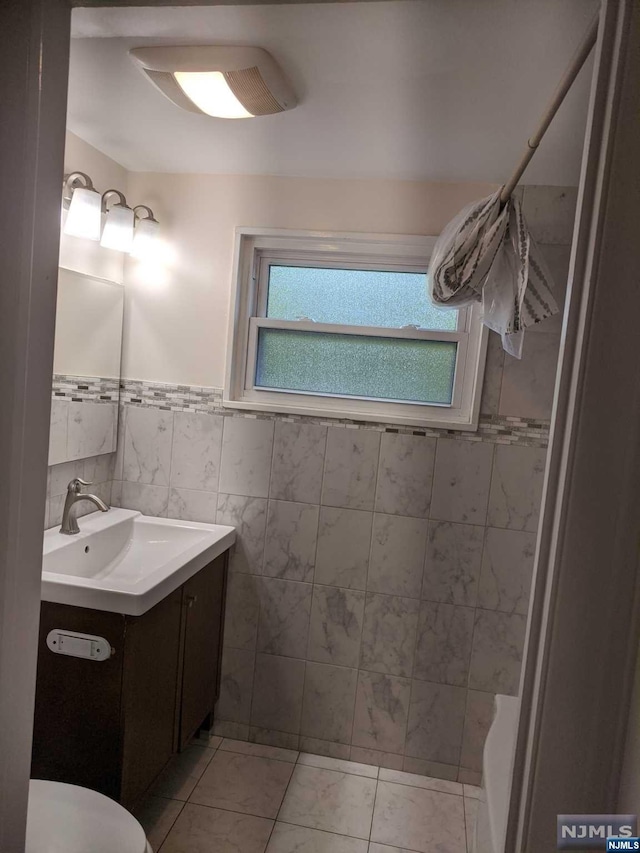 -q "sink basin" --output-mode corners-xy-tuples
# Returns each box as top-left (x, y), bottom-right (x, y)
(42, 508), (236, 615)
